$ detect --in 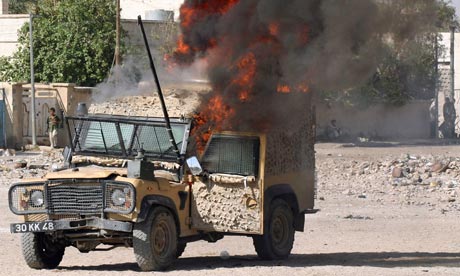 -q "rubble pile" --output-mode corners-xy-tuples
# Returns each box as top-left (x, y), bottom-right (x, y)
(317, 153), (460, 213)
(89, 89), (205, 118)
(389, 154), (459, 187)
(321, 154), (459, 187)
(0, 149), (63, 184)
